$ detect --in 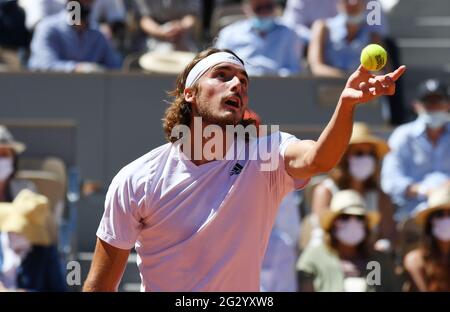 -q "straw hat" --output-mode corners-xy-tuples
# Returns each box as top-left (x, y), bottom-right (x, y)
(414, 184), (450, 227)
(139, 51), (196, 74)
(0, 125), (26, 154)
(0, 189), (52, 246)
(320, 189), (380, 231)
(349, 122), (389, 158)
